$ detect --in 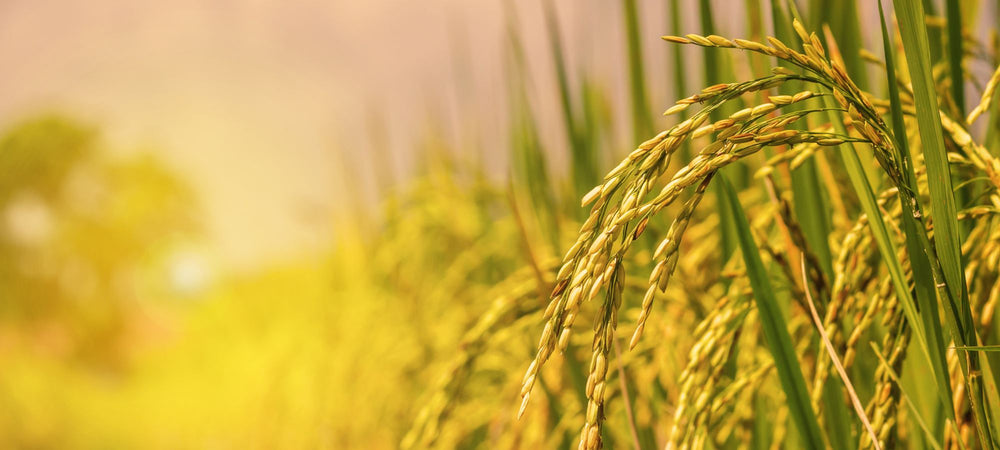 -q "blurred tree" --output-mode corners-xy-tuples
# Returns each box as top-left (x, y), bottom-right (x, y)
(0, 115), (198, 369)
